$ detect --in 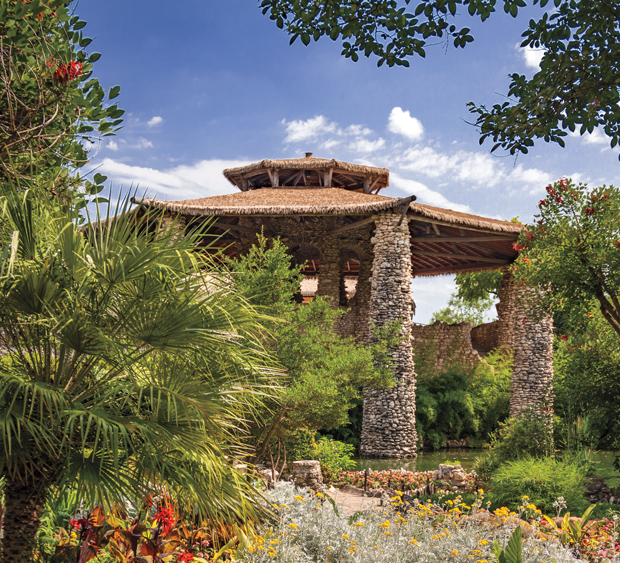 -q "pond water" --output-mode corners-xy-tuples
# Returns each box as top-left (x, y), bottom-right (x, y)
(354, 450), (620, 487)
